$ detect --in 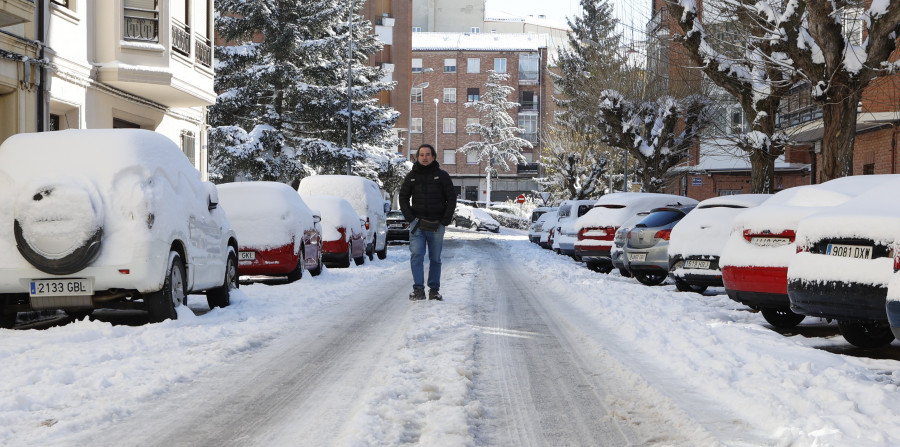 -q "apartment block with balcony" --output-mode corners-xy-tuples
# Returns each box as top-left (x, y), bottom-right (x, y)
(411, 32), (552, 202)
(363, 0), (412, 149)
(2, 1), (216, 178)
